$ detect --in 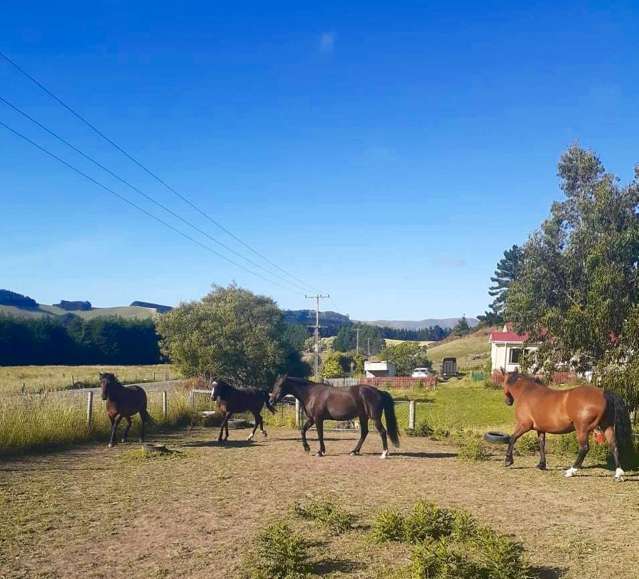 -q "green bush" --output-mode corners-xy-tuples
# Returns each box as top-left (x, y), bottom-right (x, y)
(370, 508), (405, 543)
(412, 539), (480, 579)
(457, 437), (491, 462)
(293, 499), (355, 535)
(450, 510), (478, 542)
(407, 420), (434, 438)
(514, 433), (539, 456)
(403, 501), (454, 543)
(471, 527), (529, 579)
(247, 520), (311, 579)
